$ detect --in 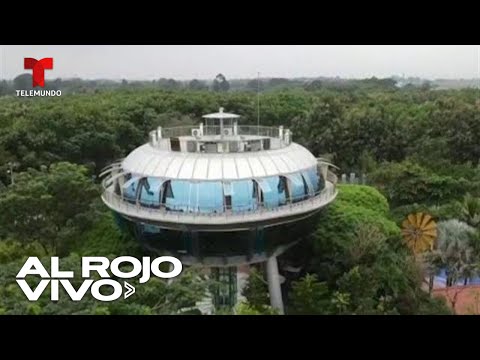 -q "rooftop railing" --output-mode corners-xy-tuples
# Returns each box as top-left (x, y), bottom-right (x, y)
(157, 125), (283, 138)
(148, 125), (291, 151)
